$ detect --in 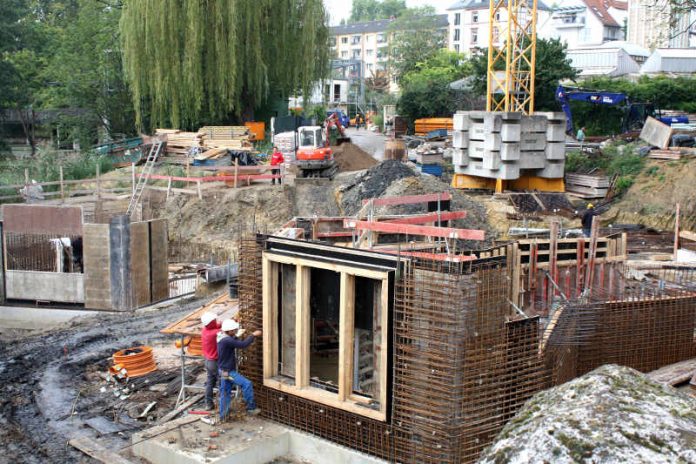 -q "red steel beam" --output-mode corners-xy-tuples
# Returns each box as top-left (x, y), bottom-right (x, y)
(343, 219), (485, 241)
(385, 211), (467, 225)
(376, 249), (476, 262)
(361, 192), (451, 207)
